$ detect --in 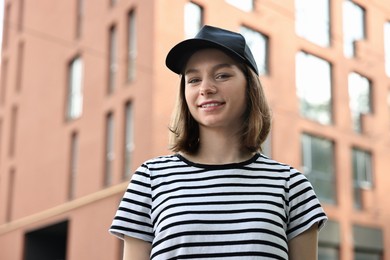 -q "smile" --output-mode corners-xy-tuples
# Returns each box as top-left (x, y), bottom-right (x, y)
(201, 103), (221, 108)
(199, 102), (225, 108)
